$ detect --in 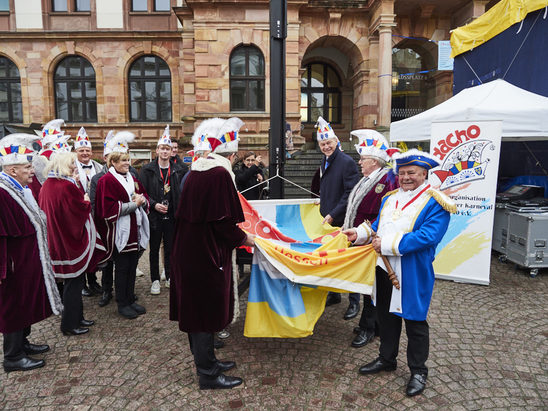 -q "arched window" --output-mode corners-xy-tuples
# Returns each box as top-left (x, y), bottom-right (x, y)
(129, 55), (172, 122)
(0, 57), (23, 123)
(230, 45), (265, 111)
(54, 56), (97, 122)
(300, 63), (341, 123)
